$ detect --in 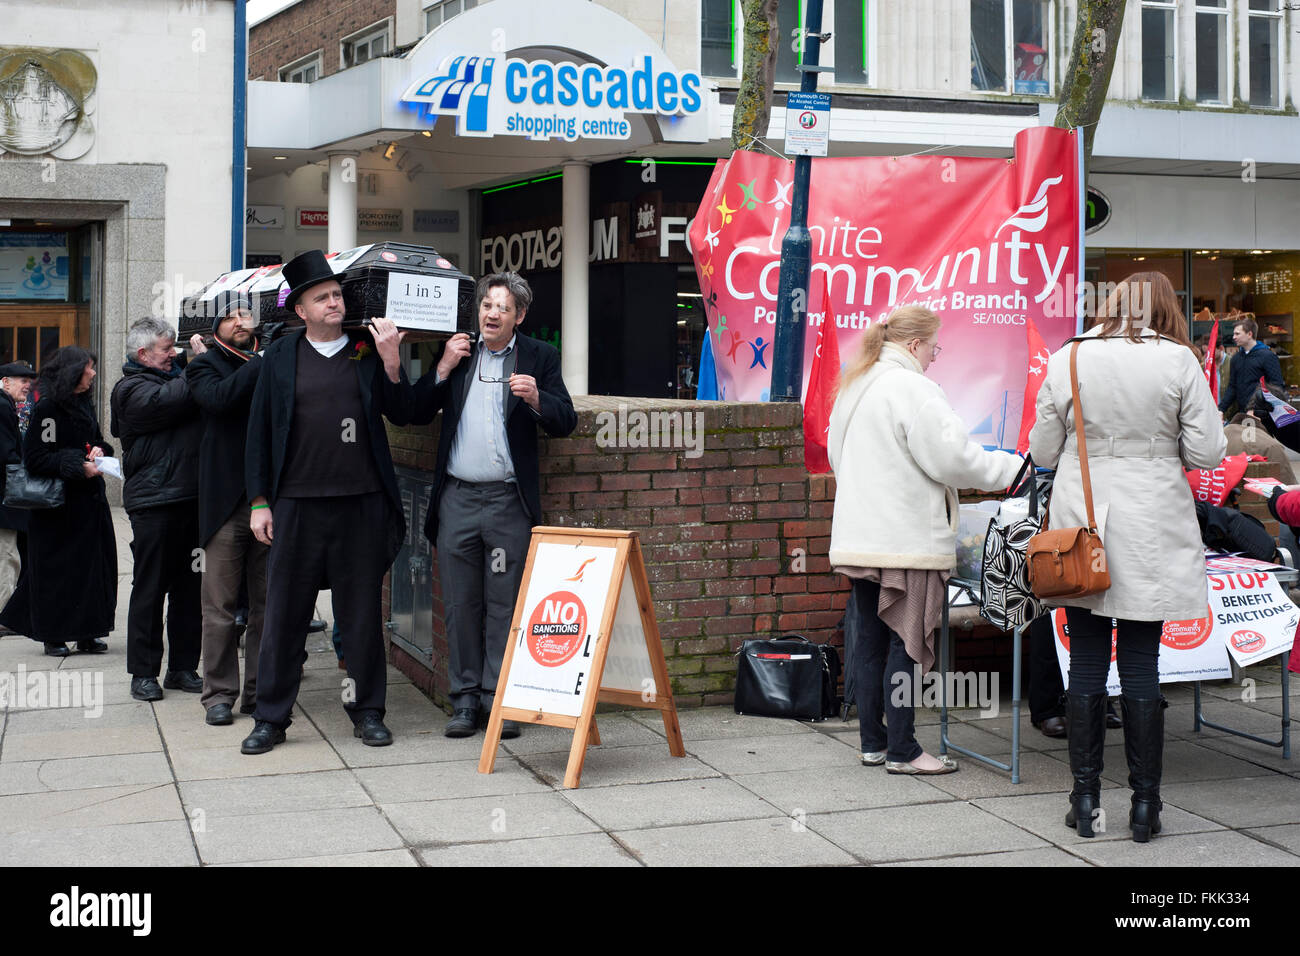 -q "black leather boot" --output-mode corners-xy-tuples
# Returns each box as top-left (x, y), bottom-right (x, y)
(1122, 695), (1167, 843)
(1064, 693), (1107, 838)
